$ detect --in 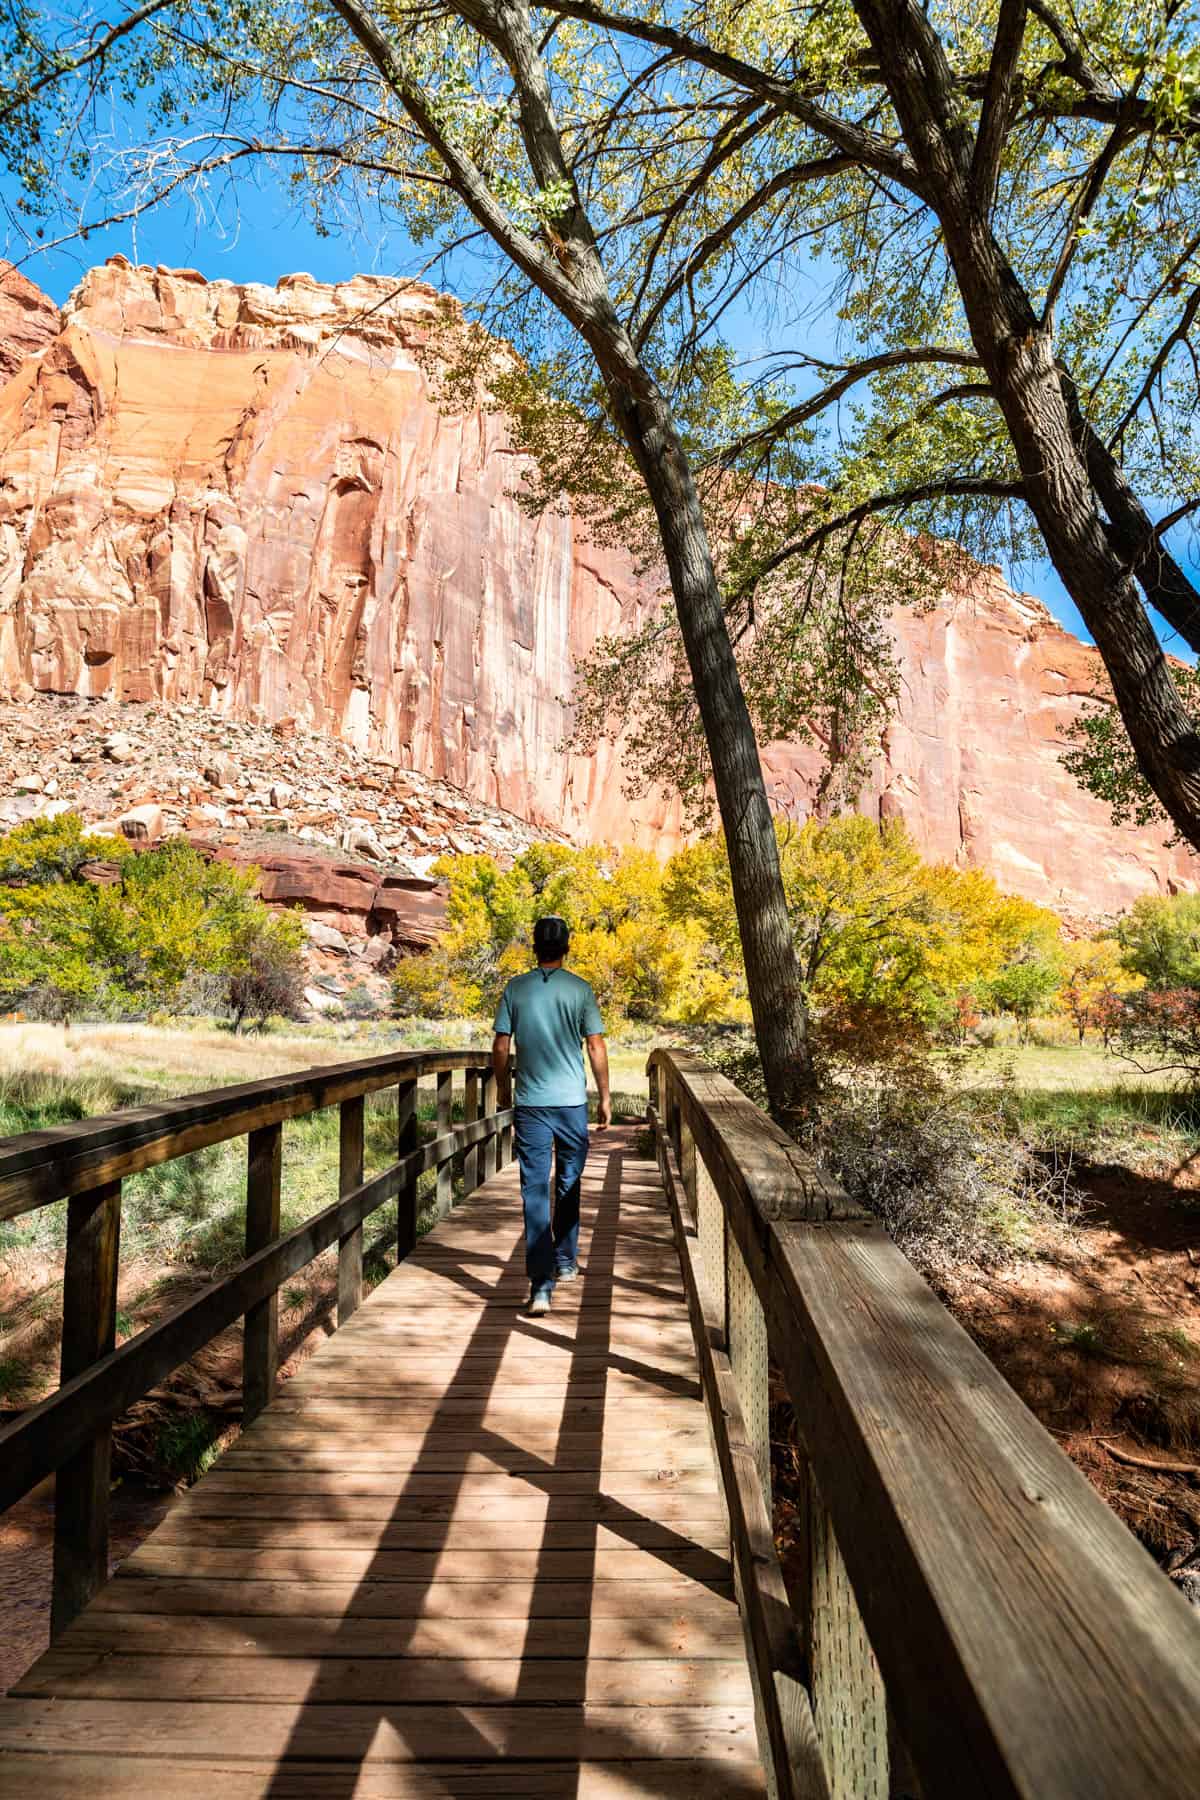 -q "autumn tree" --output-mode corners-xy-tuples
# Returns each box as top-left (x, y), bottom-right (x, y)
(1058, 937), (1142, 1042)
(7, 0), (1200, 1099)
(663, 815), (1061, 1027)
(393, 841), (744, 1023)
(1117, 891), (1200, 989)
